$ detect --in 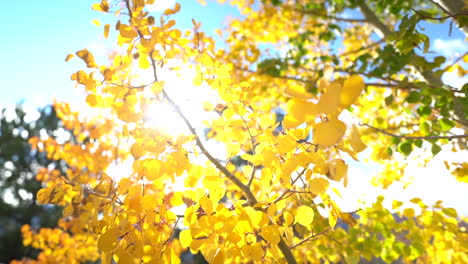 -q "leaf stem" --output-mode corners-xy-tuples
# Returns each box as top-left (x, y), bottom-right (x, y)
(361, 123), (468, 140)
